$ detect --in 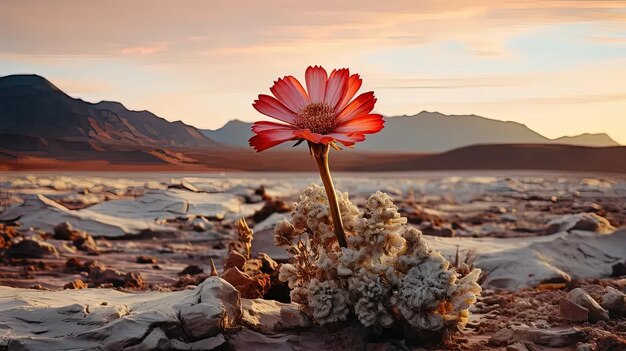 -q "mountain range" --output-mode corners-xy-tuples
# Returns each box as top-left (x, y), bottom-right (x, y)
(0, 74), (219, 163)
(202, 113), (618, 152)
(0, 74), (624, 173)
(0, 74), (214, 148)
